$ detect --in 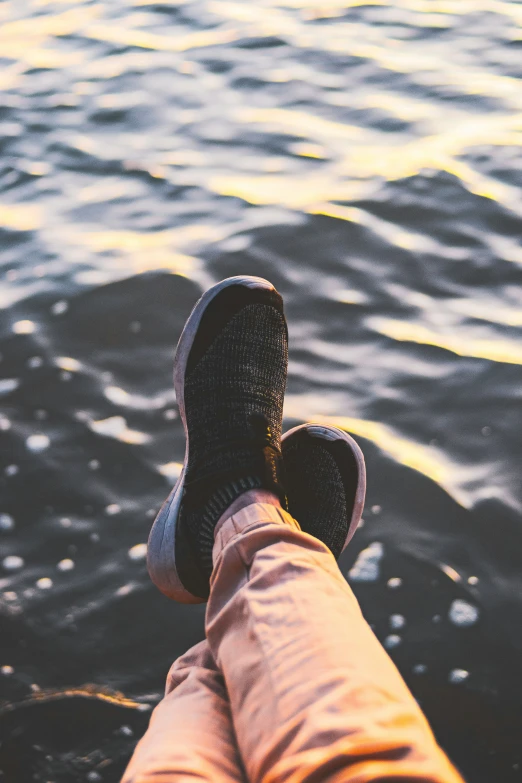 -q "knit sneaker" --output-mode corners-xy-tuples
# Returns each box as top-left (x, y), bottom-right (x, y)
(147, 276), (289, 603)
(282, 423), (366, 559)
